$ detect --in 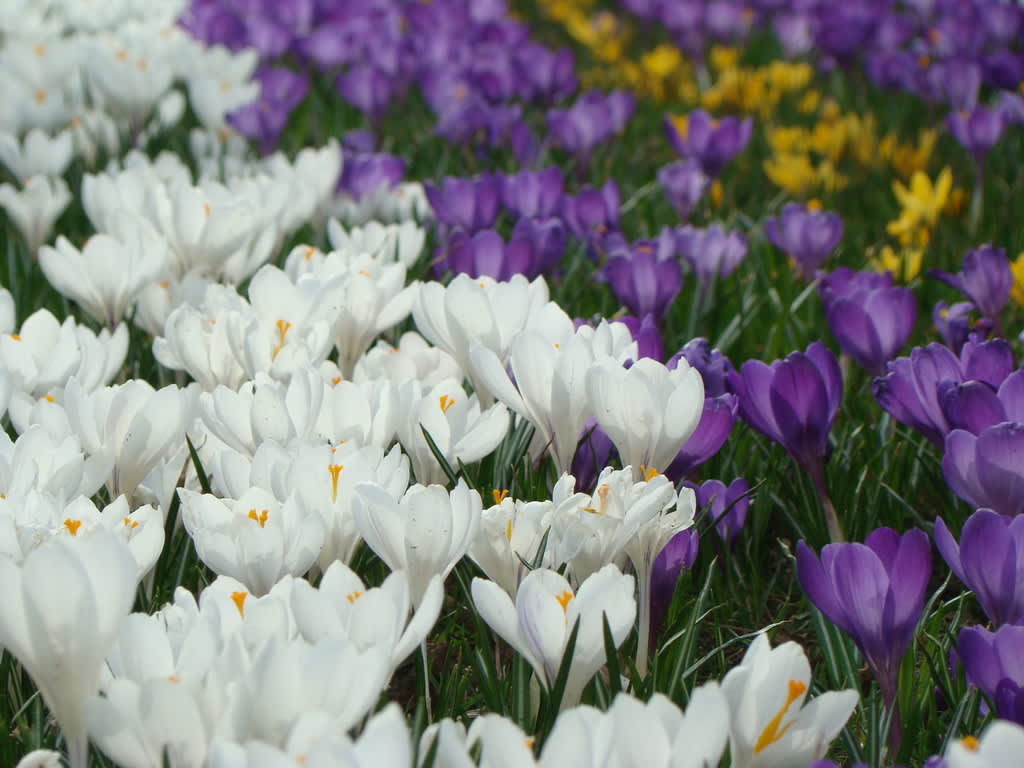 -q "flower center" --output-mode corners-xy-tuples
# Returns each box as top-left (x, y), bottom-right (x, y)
(247, 508), (269, 528)
(230, 591), (248, 618)
(753, 679), (807, 755)
(327, 464), (344, 503)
